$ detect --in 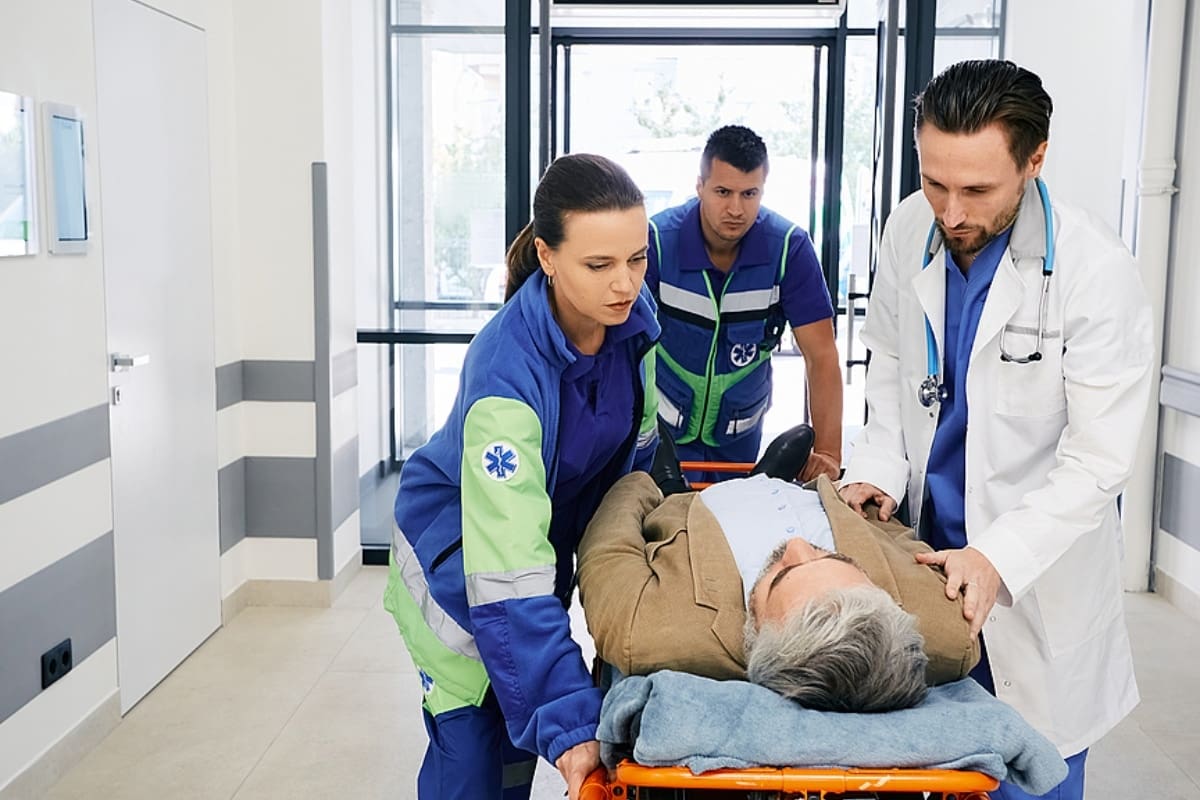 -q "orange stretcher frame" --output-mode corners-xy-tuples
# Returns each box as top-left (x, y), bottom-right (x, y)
(582, 761), (998, 798)
(679, 460), (757, 490)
